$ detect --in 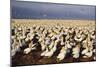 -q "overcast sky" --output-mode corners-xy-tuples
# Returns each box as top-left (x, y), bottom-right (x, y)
(11, 0), (96, 20)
